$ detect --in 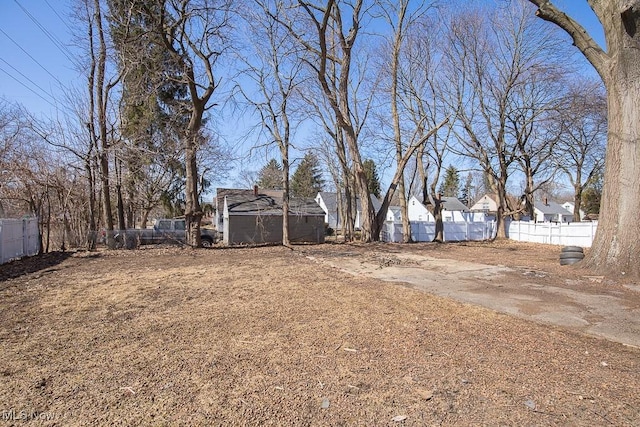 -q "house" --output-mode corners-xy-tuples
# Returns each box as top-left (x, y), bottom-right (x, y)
(407, 195), (483, 222)
(470, 193), (527, 220)
(386, 206), (402, 222)
(470, 194), (499, 214)
(217, 187), (325, 245)
(534, 199), (574, 223)
(561, 201), (585, 221)
(315, 192), (341, 229)
(315, 192), (382, 230)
